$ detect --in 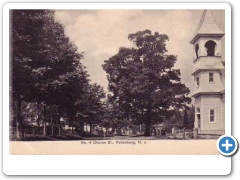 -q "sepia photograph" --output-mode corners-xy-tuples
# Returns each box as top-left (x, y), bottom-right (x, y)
(8, 7), (225, 154)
